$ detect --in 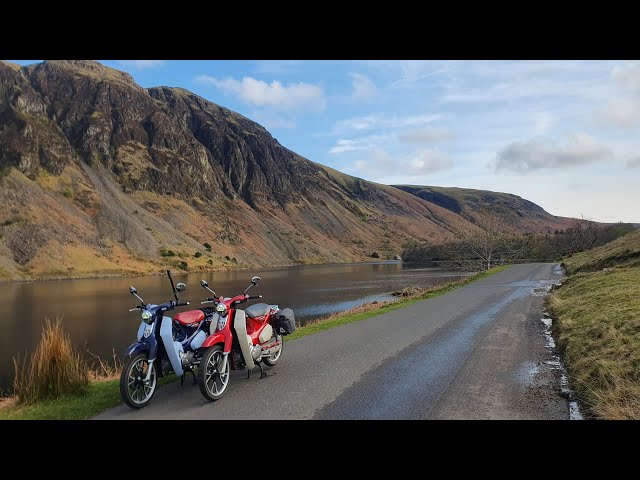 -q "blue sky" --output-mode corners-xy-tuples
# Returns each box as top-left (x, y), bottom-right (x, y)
(9, 60), (640, 222)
